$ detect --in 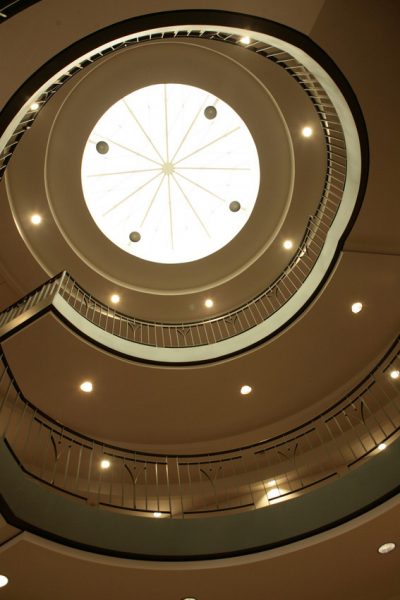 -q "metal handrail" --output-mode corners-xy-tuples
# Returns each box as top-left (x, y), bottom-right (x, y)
(0, 245), (324, 349)
(0, 337), (398, 517)
(0, 0), (40, 21)
(0, 25), (348, 351)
